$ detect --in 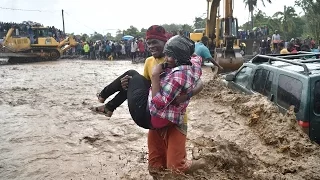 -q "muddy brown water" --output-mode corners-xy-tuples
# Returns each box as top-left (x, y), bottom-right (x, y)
(0, 59), (320, 180)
